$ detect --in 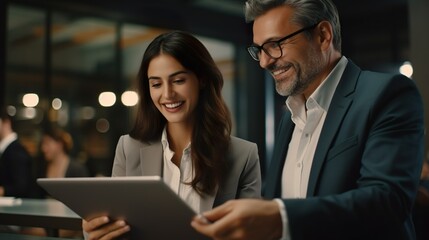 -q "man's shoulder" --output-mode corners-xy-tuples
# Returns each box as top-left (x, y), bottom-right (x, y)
(3, 139), (29, 154)
(1, 139), (32, 163)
